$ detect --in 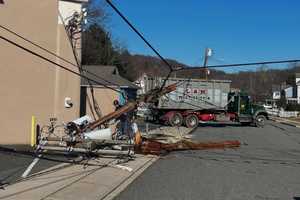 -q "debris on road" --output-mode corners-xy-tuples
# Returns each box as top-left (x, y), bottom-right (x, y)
(29, 82), (240, 177)
(32, 83), (177, 158)
(135, 126), (241, 155)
